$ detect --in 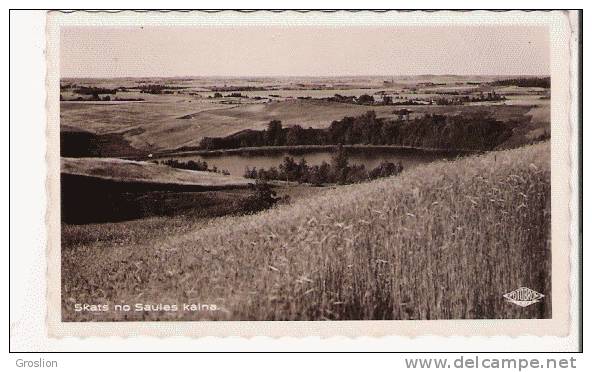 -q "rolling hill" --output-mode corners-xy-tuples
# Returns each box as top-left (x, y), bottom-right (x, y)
(62, 142), (551, 321)
(61, 157), (252, 187)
